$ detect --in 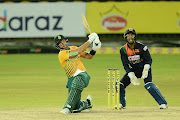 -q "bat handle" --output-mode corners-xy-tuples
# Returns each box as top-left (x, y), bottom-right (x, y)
(88, 28), (92, 34)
